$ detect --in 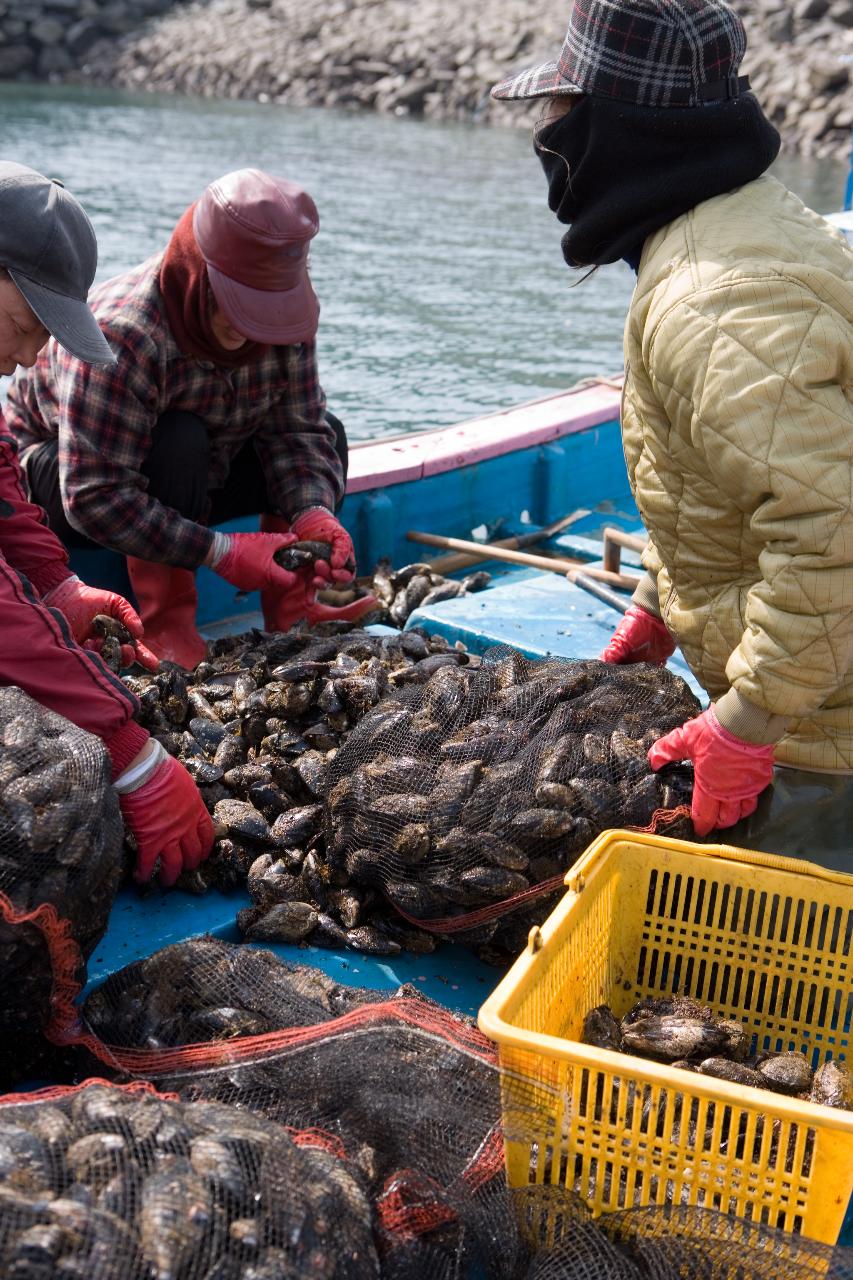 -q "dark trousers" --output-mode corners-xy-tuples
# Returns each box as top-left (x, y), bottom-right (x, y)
(718, 765), (853, 875)
(23, 409), (349, 551)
